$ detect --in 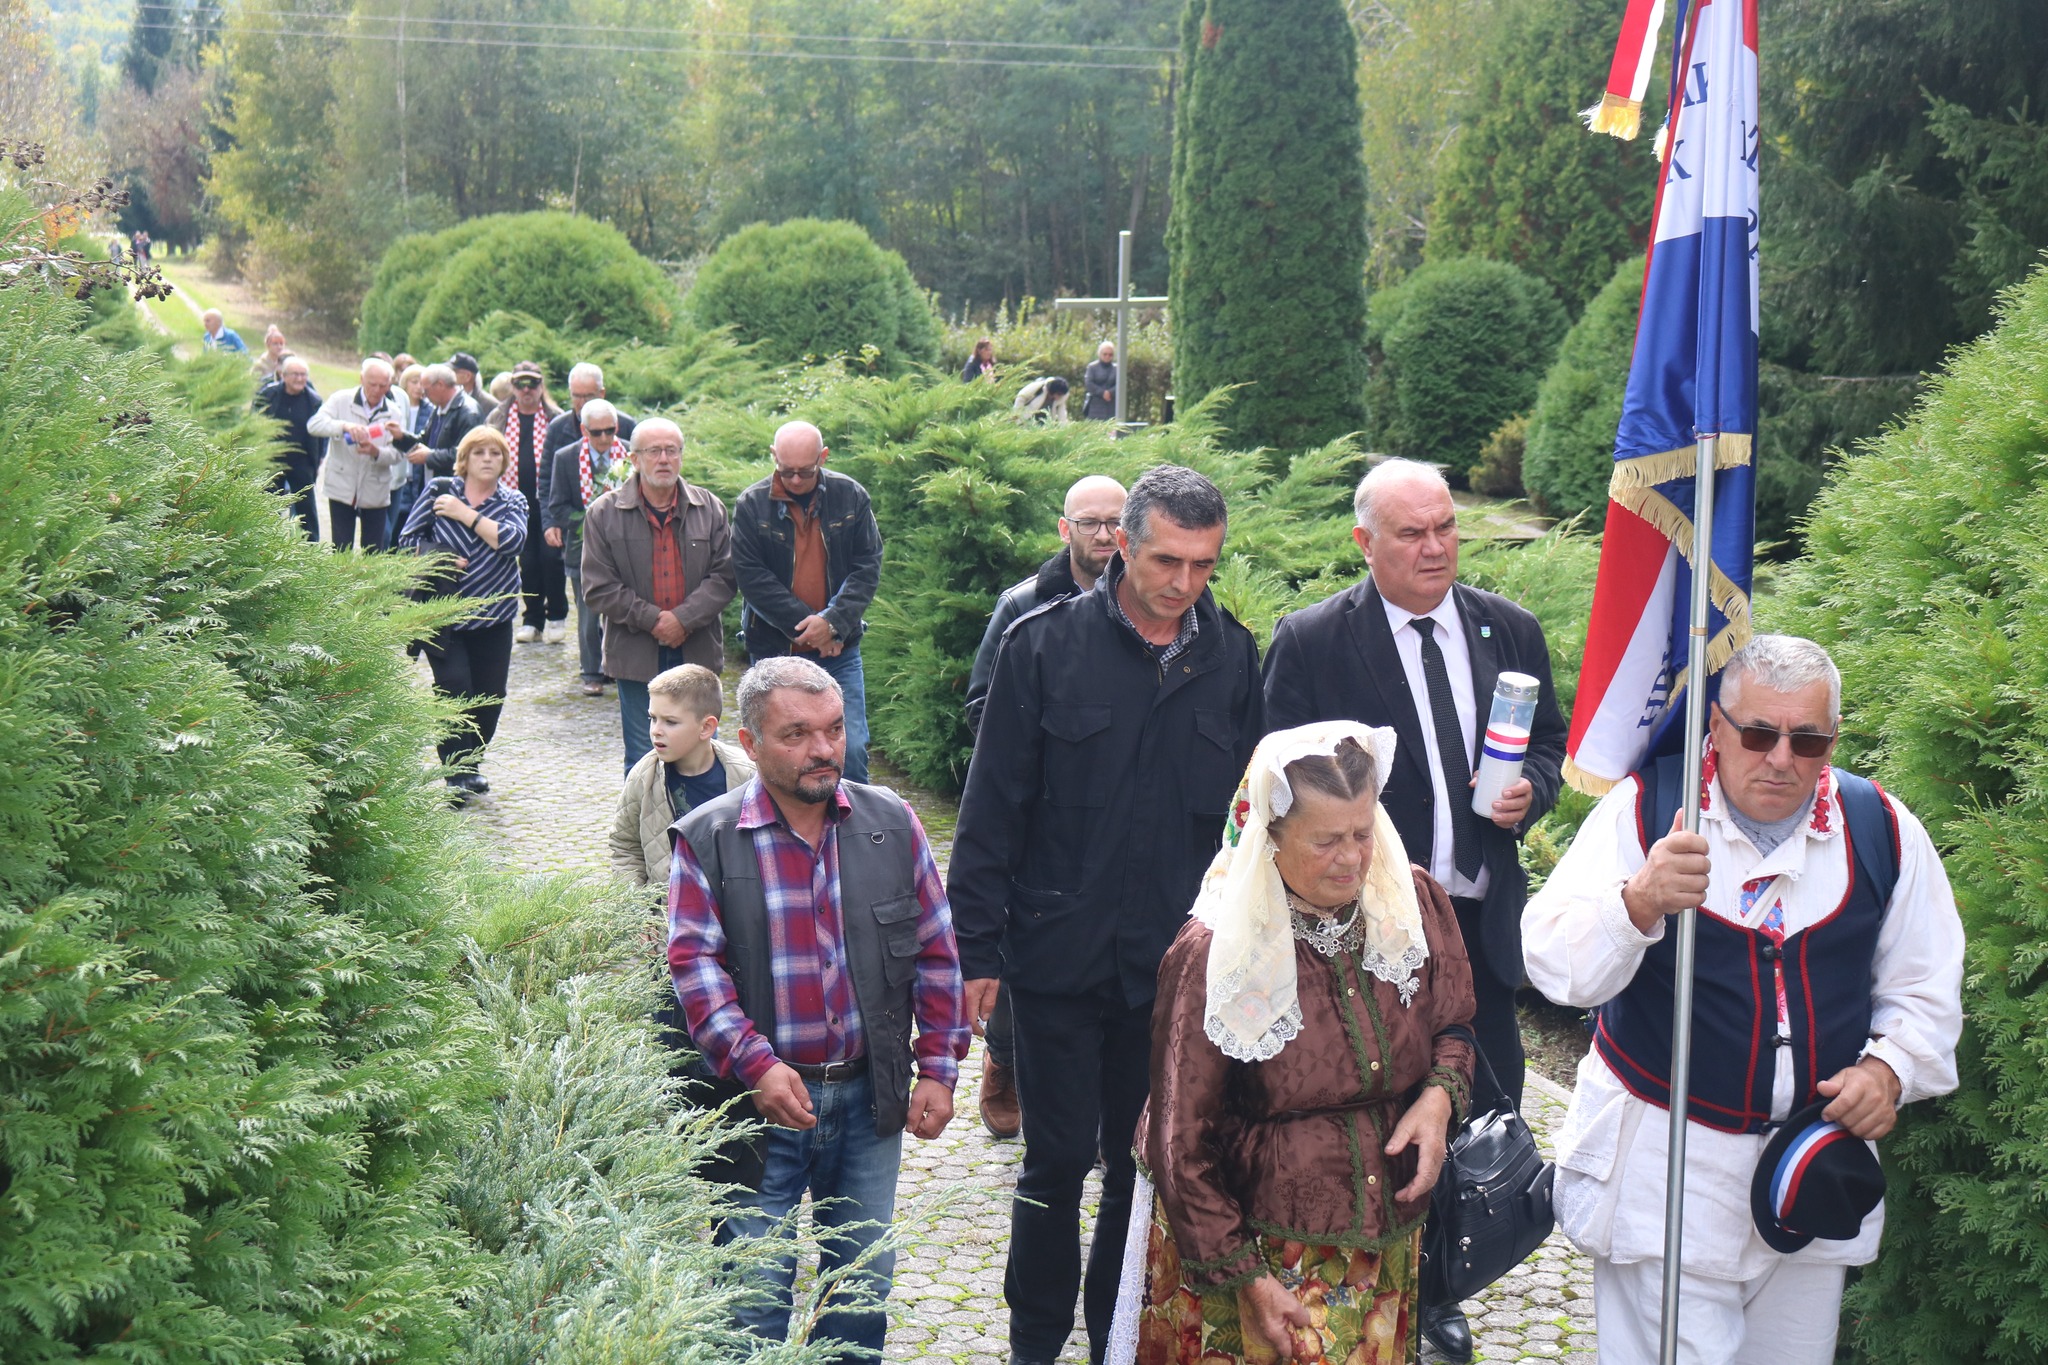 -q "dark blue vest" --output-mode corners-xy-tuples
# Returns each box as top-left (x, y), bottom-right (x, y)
(1593, 758), (1900, 1135)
